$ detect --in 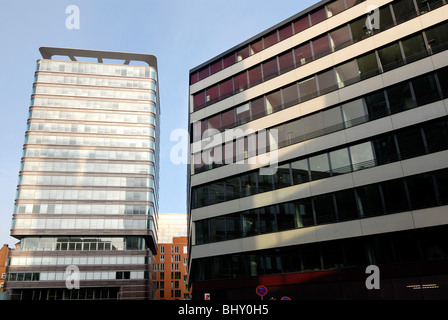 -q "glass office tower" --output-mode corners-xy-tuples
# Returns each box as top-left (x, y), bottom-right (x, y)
(5, 47), (159, 300)
(188, 0), (448, 300)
